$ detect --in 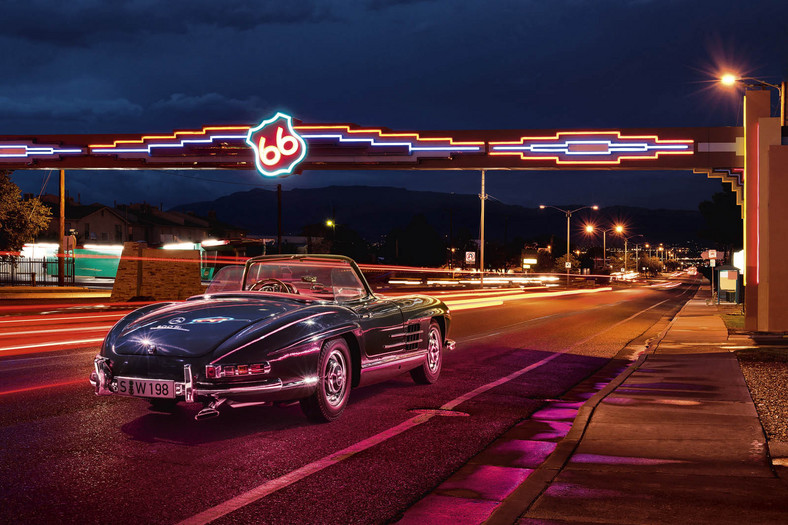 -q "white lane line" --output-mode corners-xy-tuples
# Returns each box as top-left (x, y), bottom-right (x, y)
(0, 338), (106, 353)
(177, 297), (671, 525)
(0, 325), (113, 337)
